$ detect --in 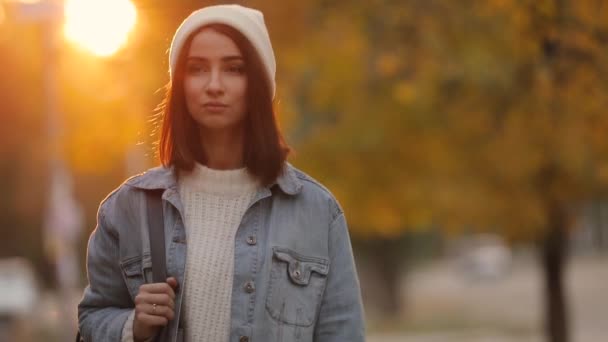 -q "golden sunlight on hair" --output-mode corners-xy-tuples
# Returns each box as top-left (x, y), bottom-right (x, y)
(63, 0), (136, 57)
